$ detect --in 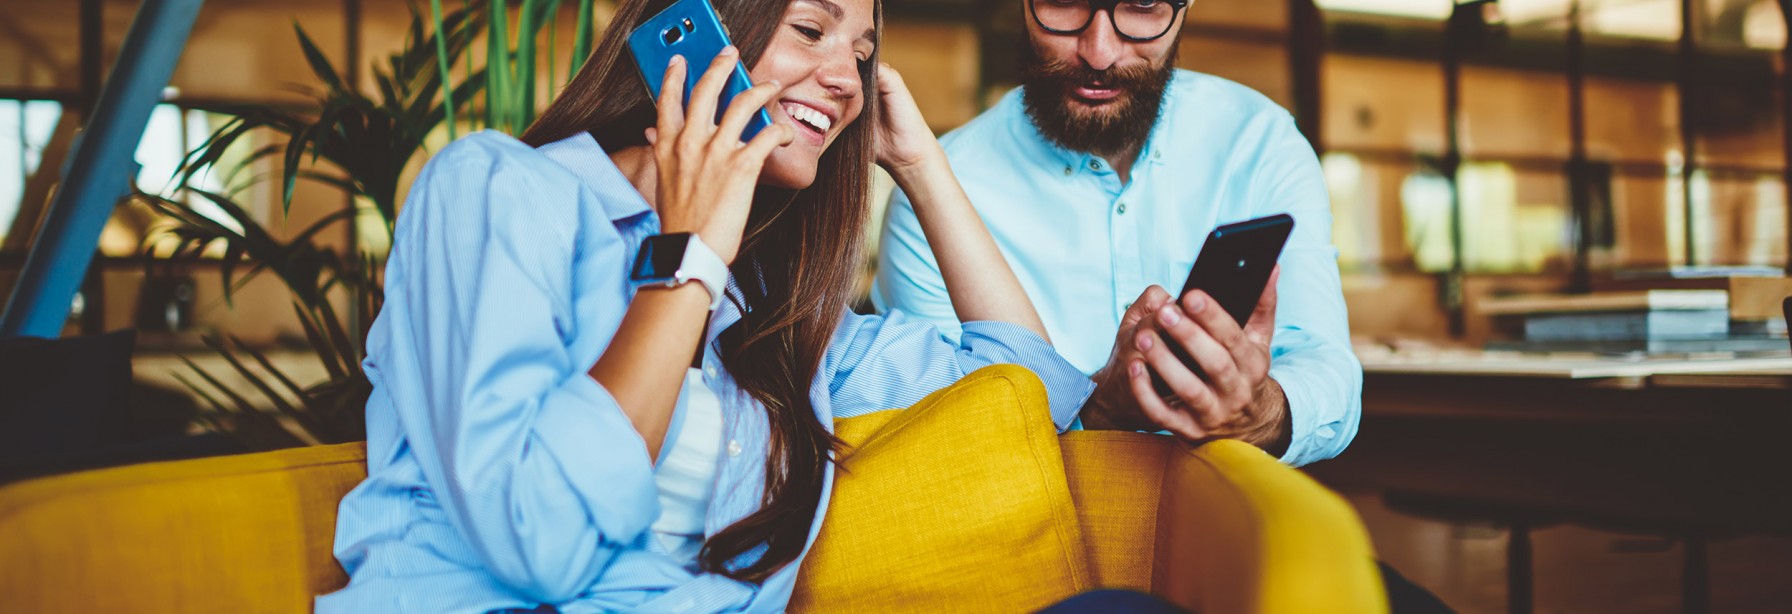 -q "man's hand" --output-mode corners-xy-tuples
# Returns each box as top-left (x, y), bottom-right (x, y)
(1082, 268), (1293, 456)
